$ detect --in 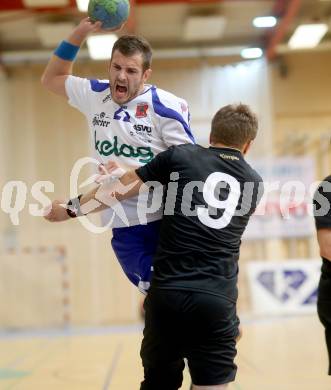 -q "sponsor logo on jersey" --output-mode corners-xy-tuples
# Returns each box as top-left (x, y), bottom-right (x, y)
(181, 102), (188, 113)
(135, 103), (149, 118)
(219, 153), (239, 161)
(92, 112), (111, 127)
(102, 94), (112, 104)
(133, 124), (152, 134)
(94, 131), (154, 163)
(114, 107), (131, 122)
